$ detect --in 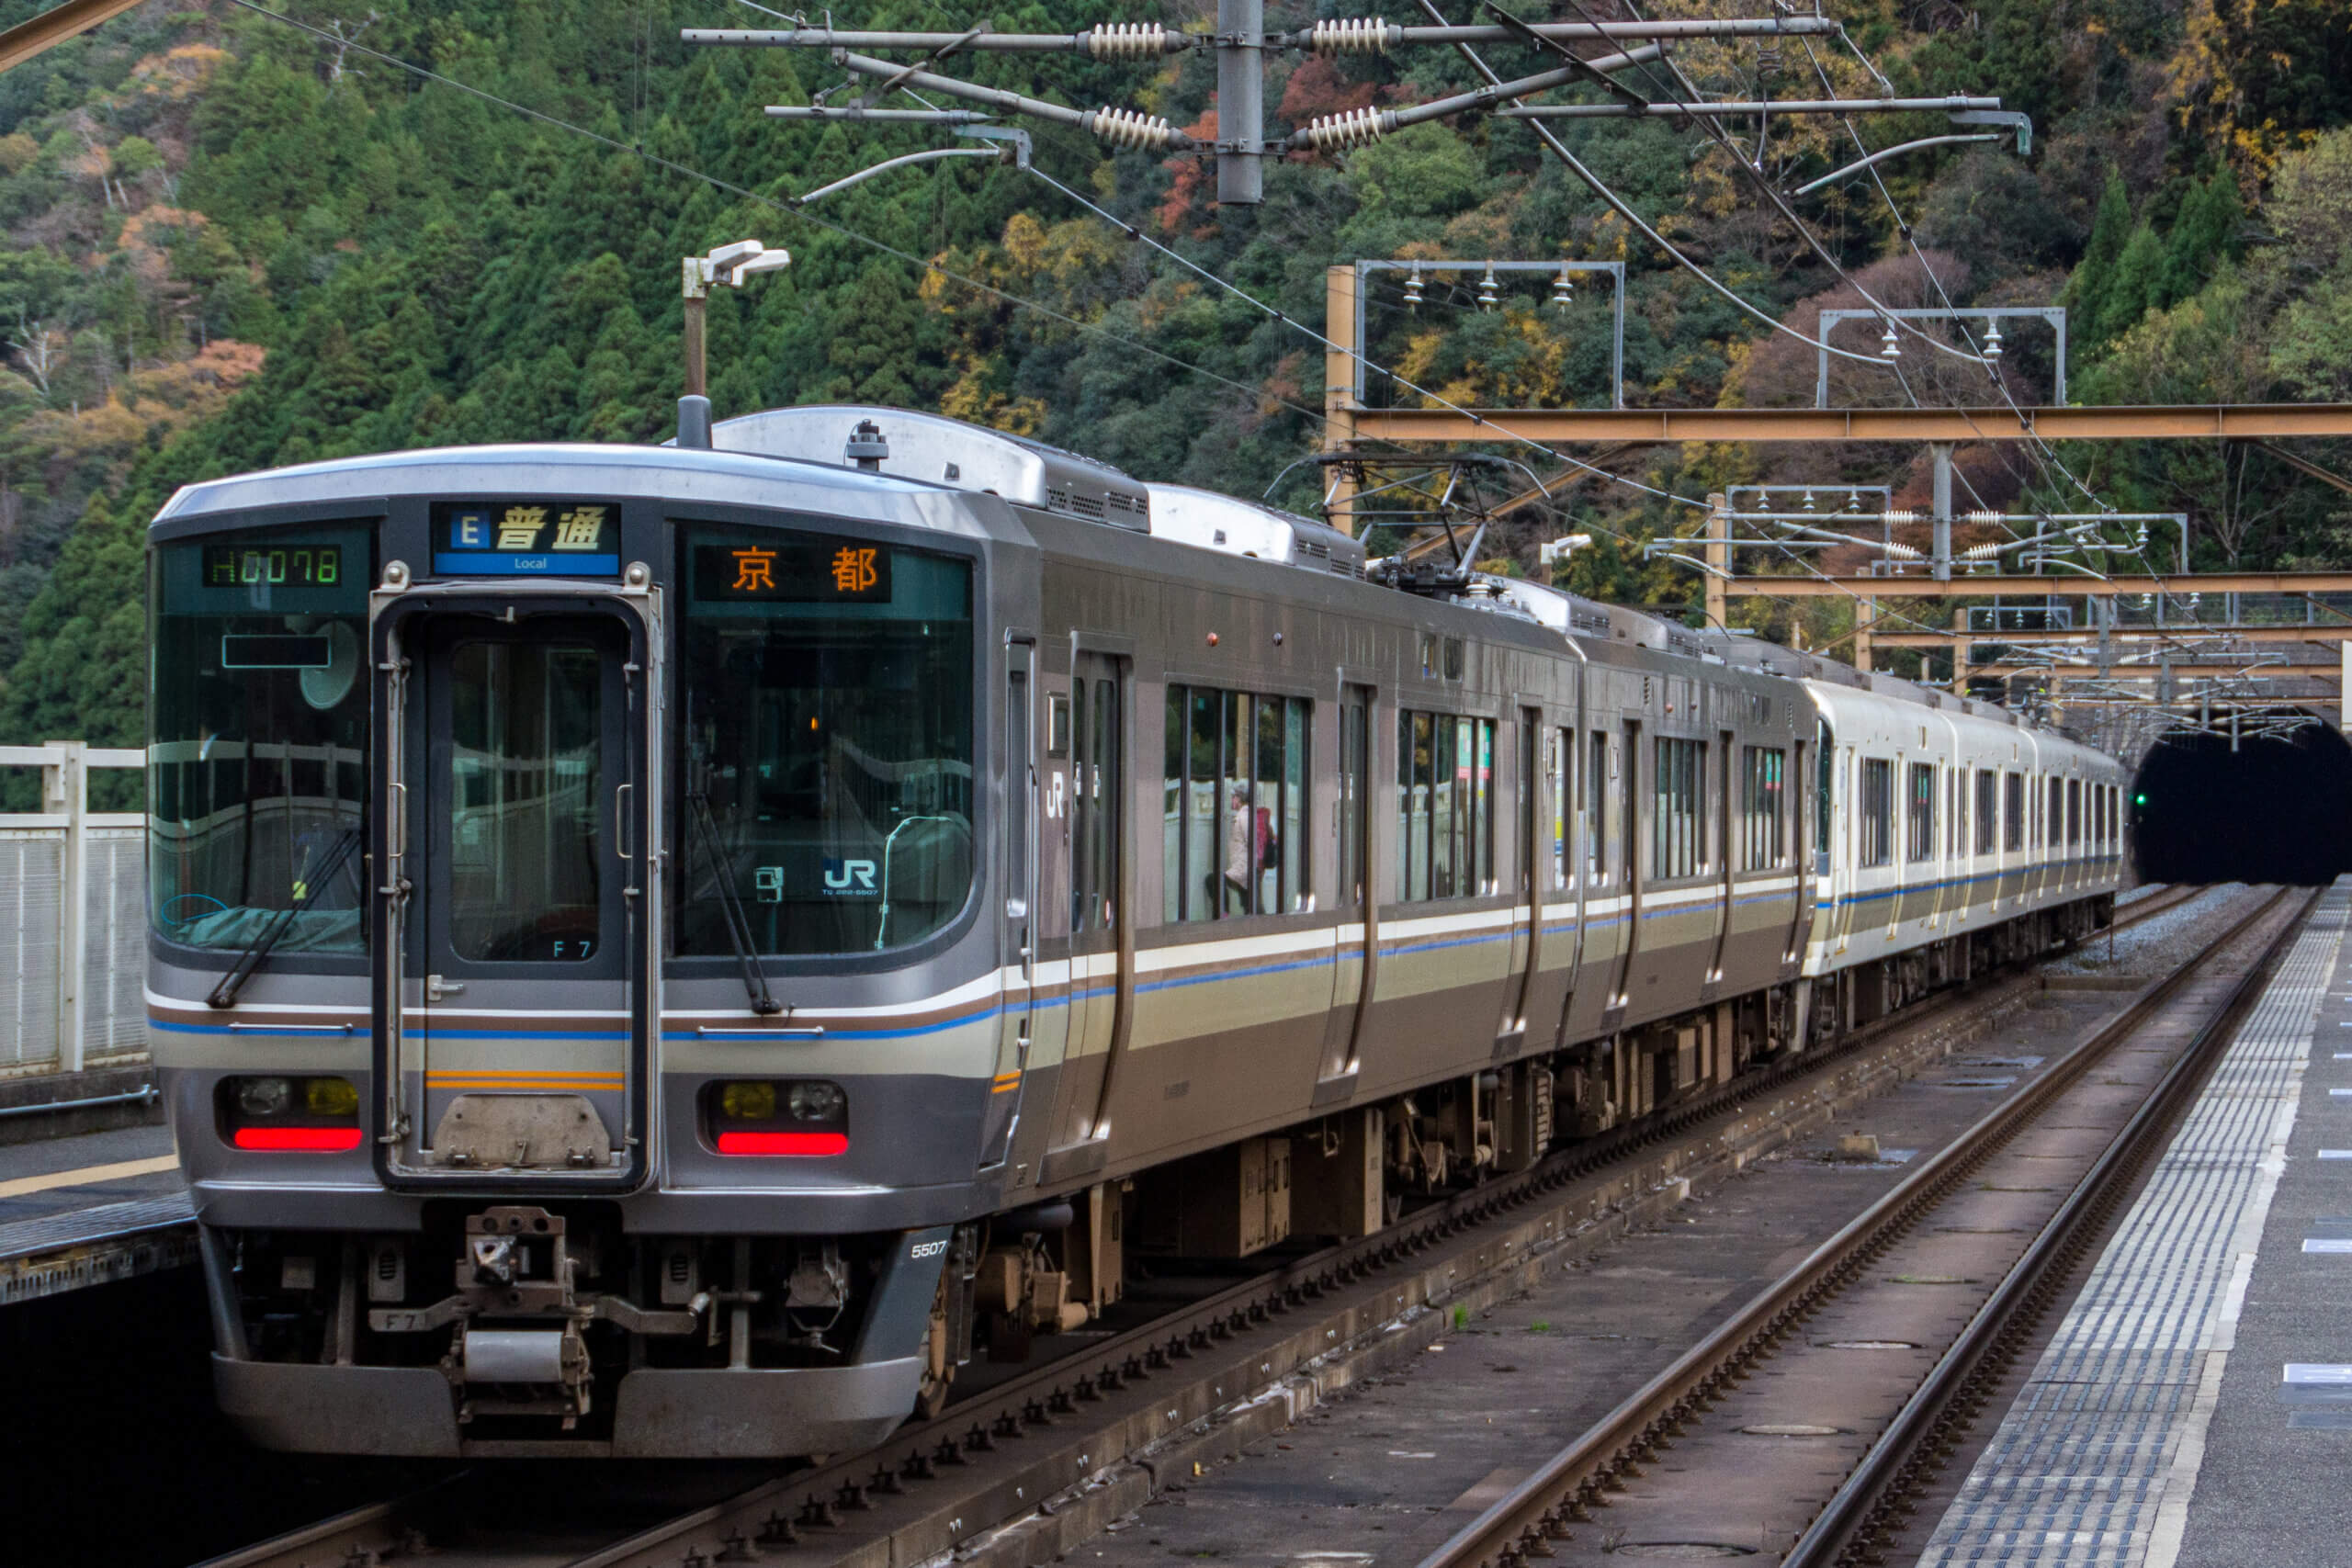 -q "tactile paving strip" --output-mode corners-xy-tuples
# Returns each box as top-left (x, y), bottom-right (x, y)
(1916, 884), (2351, 1567)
